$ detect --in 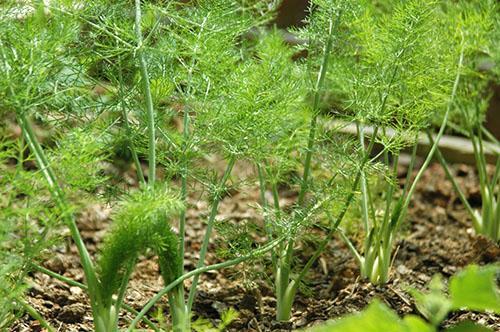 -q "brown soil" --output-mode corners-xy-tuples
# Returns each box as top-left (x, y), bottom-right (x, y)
(12, 163), (500, 331)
